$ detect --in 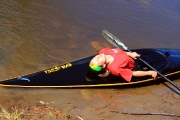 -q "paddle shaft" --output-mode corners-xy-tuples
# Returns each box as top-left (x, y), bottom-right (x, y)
(127, 49), (180, 91)
(102, 29), (180, 91)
